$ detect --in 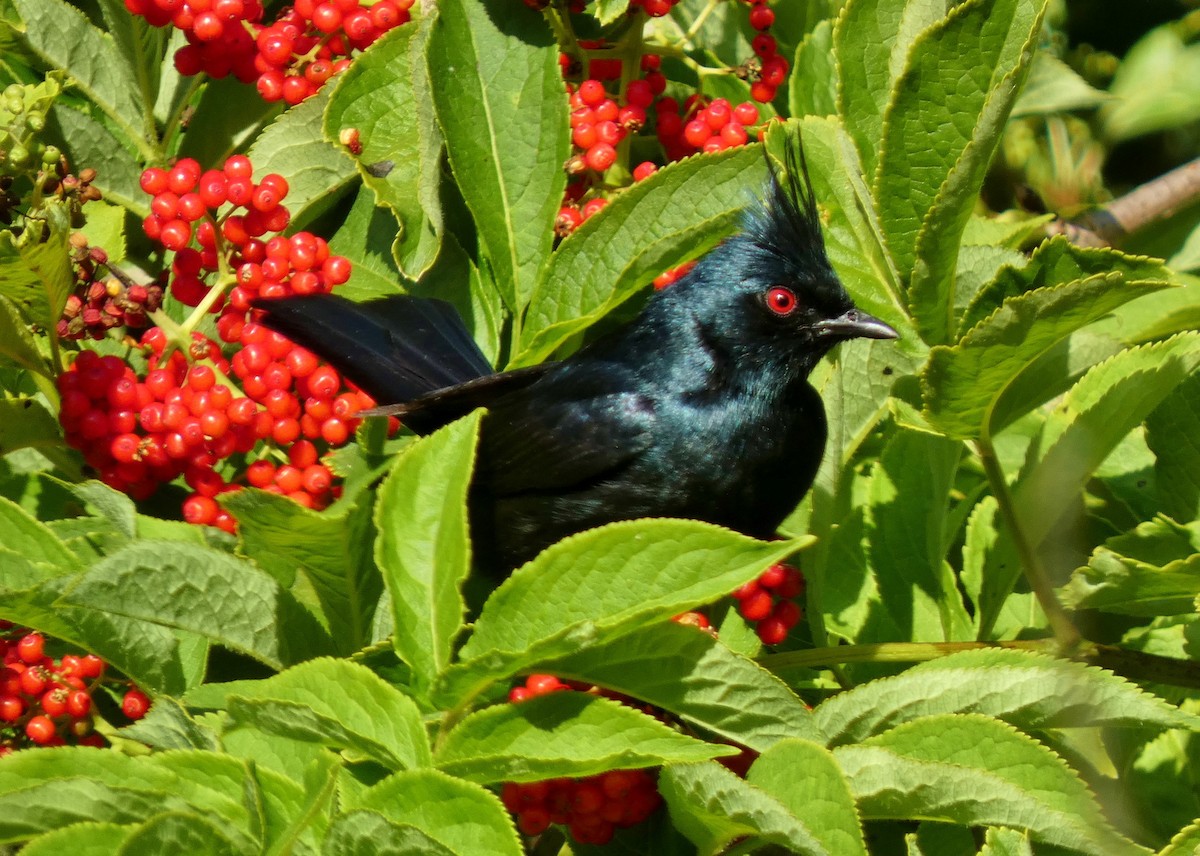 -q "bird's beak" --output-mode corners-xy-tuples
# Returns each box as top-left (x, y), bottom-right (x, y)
(814, 308), (899, 341)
